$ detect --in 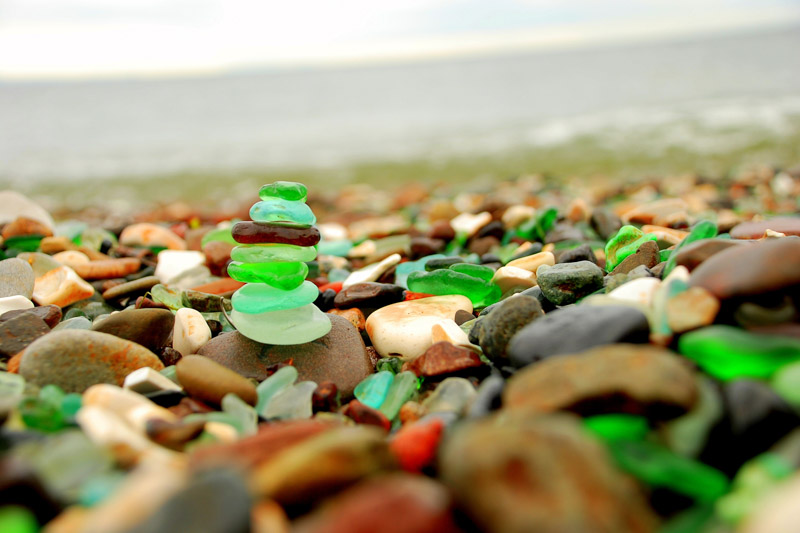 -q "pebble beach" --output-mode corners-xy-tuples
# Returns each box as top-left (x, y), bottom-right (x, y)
(2, 164), (800, 533)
